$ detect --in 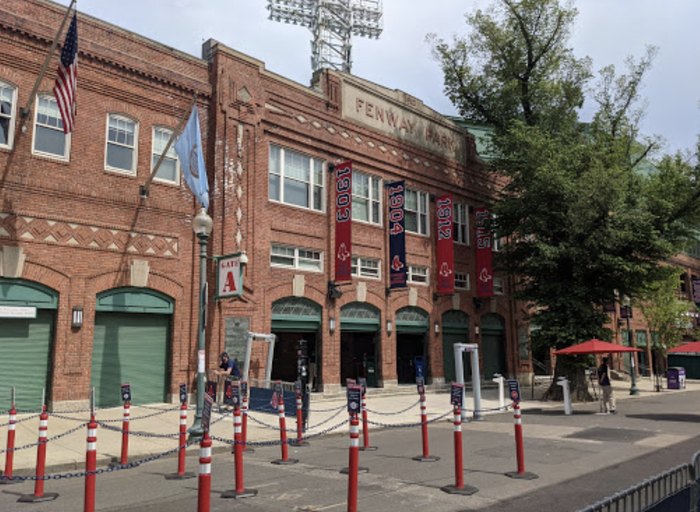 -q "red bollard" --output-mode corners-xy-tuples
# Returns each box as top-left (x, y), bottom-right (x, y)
(413, 392), (439, 462)
(197, 433), (212, 512)
(292, 392), (308, 446)
(440, 404), (477, 496)
(120, 402), (130, 465)
(347, 412), (360, 512)
(0, 405), (17, 484)
(271, 401), (298, 465)
(222, 406), (257, 499)
(165, 403), (195, 480)
(84, 415), (97, 512)
(505, 401), (538, 480)
(18, 406), (59, 503)
(359, 393), (377, 451)
(241, 390), (254, 453)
